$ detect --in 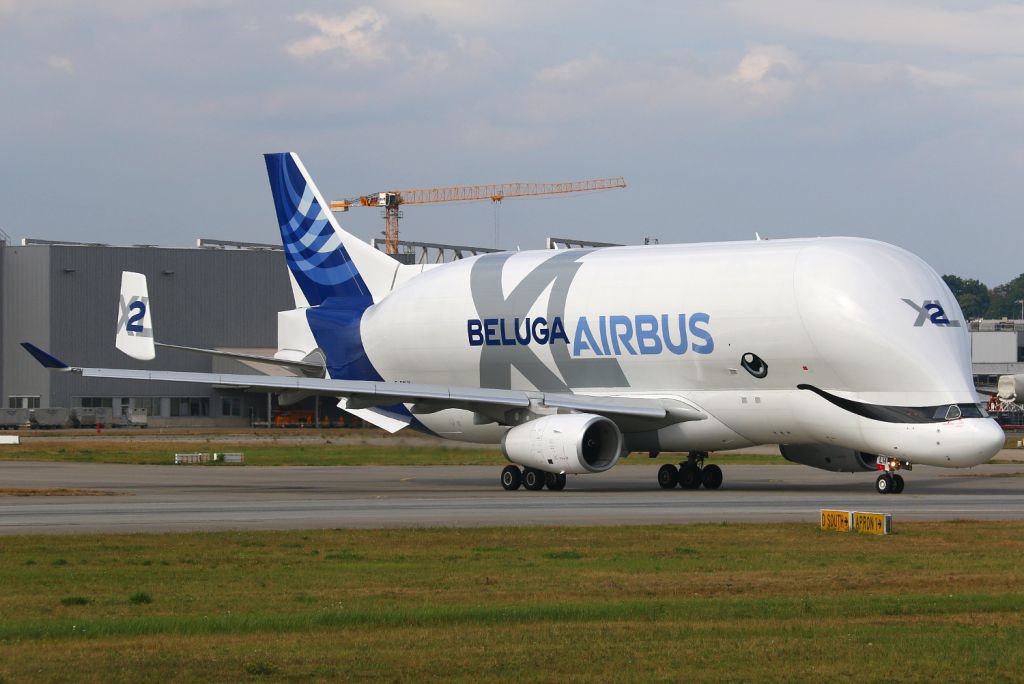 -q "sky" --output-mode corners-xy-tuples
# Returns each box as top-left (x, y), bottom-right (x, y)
(1, 0), (1023, 285)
